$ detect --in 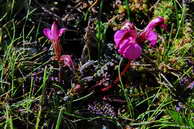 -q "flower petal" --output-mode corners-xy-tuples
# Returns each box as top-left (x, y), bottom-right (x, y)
(145, 16), (165, 32)
(122, 22), (137, 39)
(123, 43), (142, 59)
(58, 28), (67, 37)
(114, 30), (128, 48)
(51, 22), (59, 40)
(43, 28), (53, 40)
(138, 16), (166, 44)
(118, 38), (133, 55)
(146, 31), (158, 46)
(114, 29), (137, 48)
